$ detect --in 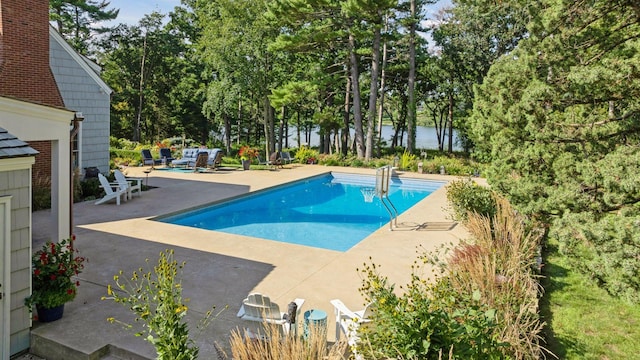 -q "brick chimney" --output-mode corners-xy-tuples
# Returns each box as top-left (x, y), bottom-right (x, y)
(0, 0), (65, 107)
